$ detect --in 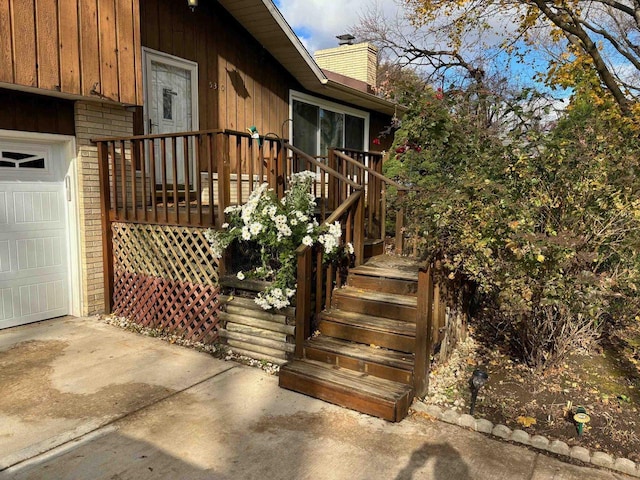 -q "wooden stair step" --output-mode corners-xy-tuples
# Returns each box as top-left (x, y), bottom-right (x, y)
(348, 270), (418, 296)
(304, 335), (413, 384)
(332, 287), (417, 321)
(349, 264), (419, 282)
(321, 309), (416, 335)
(279, 359), (413, 422)
(319, 309), (415, 353)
